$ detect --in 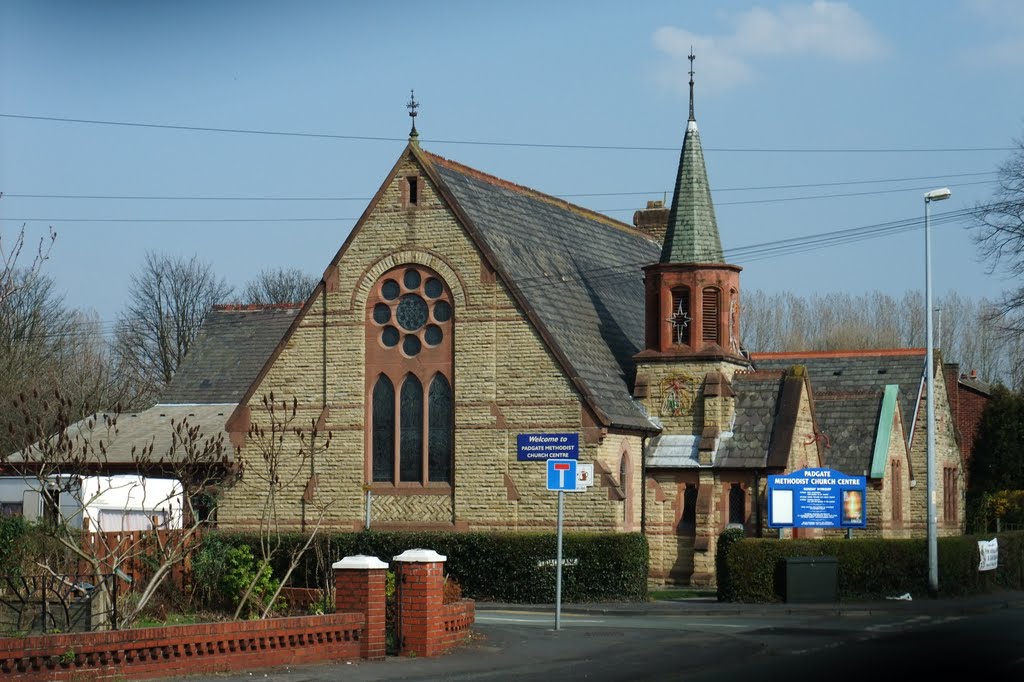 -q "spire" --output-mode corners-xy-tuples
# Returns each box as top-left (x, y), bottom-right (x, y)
(407, 89), (419, 143)
(659, 51), (725, 264)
